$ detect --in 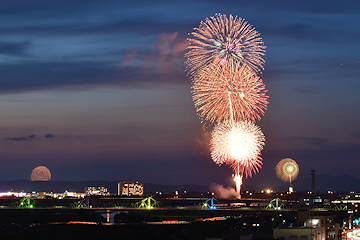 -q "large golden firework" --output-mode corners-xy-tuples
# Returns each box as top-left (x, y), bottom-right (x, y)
(186, 13), (266, 76)
(275, 158), (299, 183)
(30, 166), (51, 181)
(191, 63), (268, 125)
